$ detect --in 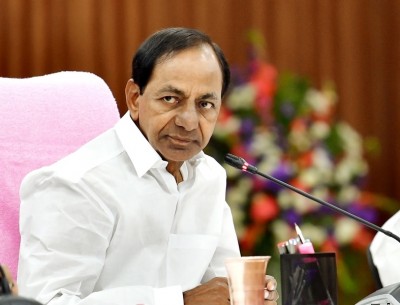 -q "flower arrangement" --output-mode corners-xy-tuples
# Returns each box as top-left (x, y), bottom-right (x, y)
(207, 35), (397, 302)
